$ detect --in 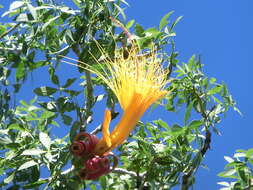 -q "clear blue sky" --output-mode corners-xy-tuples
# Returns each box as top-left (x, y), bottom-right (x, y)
(1, 0), (253, 189)
(125, 1), (253, 189)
